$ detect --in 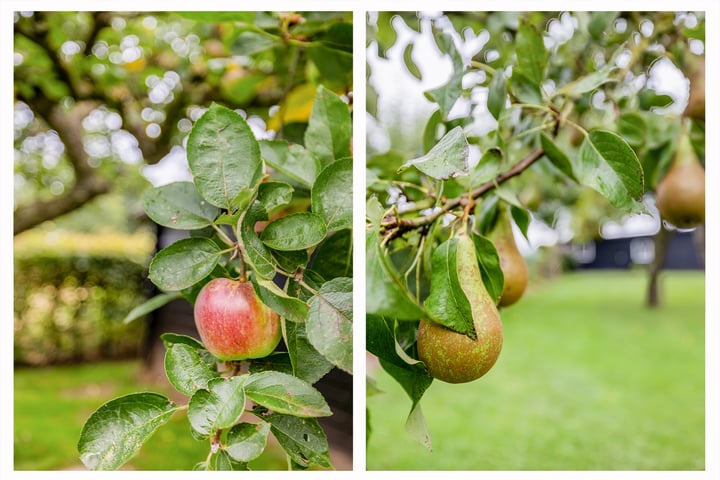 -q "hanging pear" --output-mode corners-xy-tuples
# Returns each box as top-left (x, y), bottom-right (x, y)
(489, 204), (529, 307)
(417, 232), (503, 384)
(685, 55), (705, 120)
(655, 130), (705, 228)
